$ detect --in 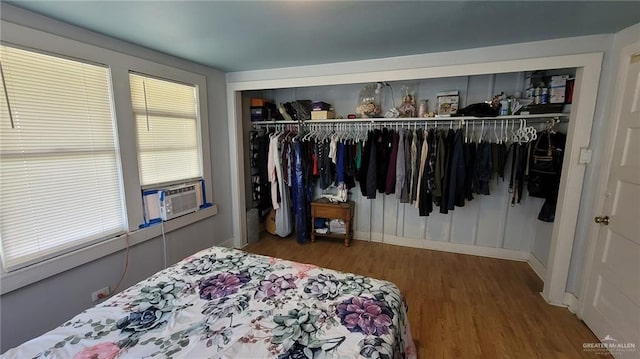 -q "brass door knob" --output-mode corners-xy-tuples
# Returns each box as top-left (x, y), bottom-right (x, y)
(594, 216), (610, 225)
